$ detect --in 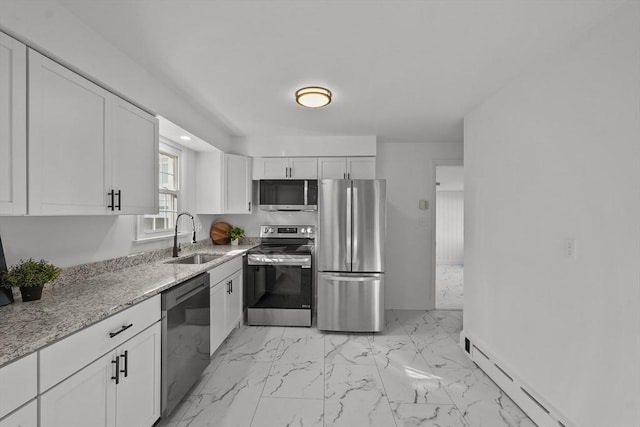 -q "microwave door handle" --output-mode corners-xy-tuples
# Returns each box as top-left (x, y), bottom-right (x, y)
(346, 184), (352, 269)
(304, 180), (308, 206)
